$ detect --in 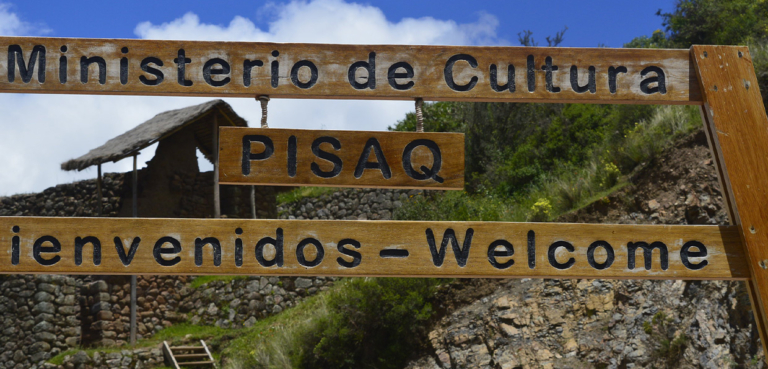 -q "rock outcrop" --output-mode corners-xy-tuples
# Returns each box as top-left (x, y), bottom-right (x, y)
(406, 130), (763, 369)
